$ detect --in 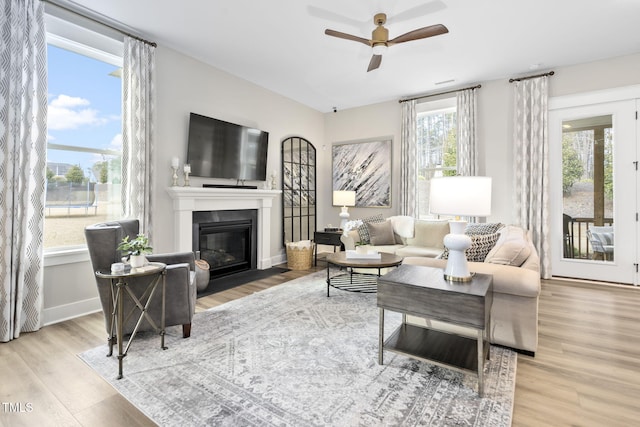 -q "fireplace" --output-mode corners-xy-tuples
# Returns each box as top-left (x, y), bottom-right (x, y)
(167, 186), (280, 270)
(193, 210), (258, 279)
